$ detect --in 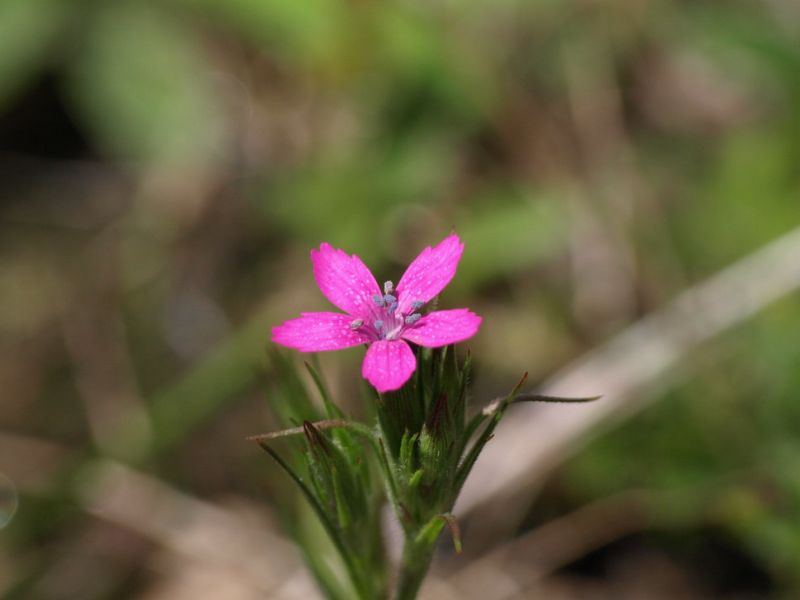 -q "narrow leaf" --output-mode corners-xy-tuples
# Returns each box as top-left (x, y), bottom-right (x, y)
(256, 442), (347, 558)
(247, 418), (371, 442)
(305, 359), (345, 419)
(414, 515), (446, 549)
(377, 437), (407, 531)
(438, 513), (462, 554)
(512, 393), (601, 405)
(453, 372), (528, 497)
(408, 468), (424, 490)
